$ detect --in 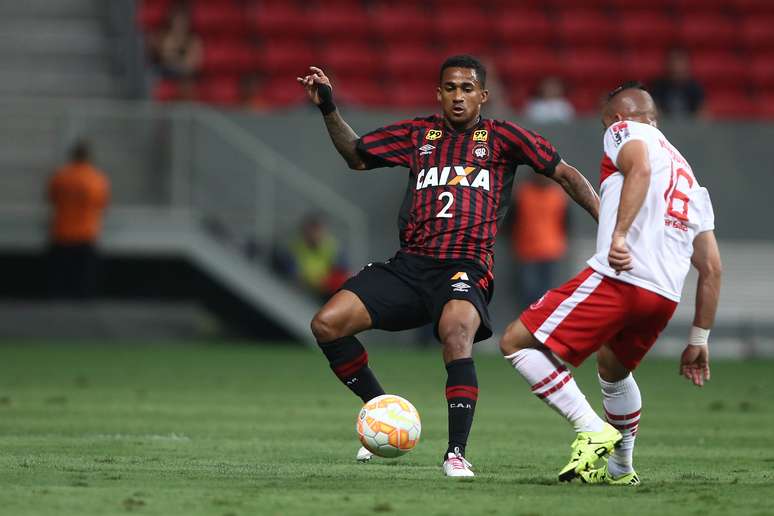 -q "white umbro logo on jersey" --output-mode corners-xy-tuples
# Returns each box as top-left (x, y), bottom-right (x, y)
(451, 282), (470, 293)
(419, 144), (435, 156)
